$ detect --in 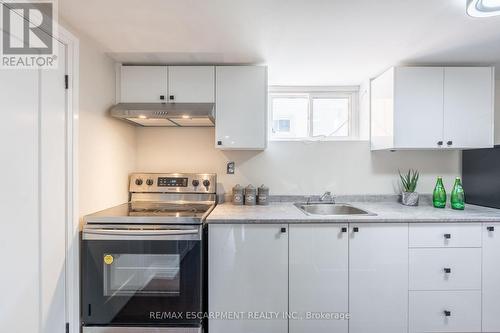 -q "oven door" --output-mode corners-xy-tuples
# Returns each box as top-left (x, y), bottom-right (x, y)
(81, 225), (202, 327)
